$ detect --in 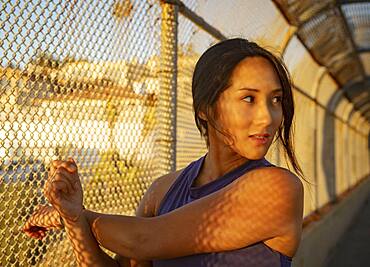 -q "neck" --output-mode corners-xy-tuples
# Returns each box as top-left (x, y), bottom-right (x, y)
(195, 142), (250, 187)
